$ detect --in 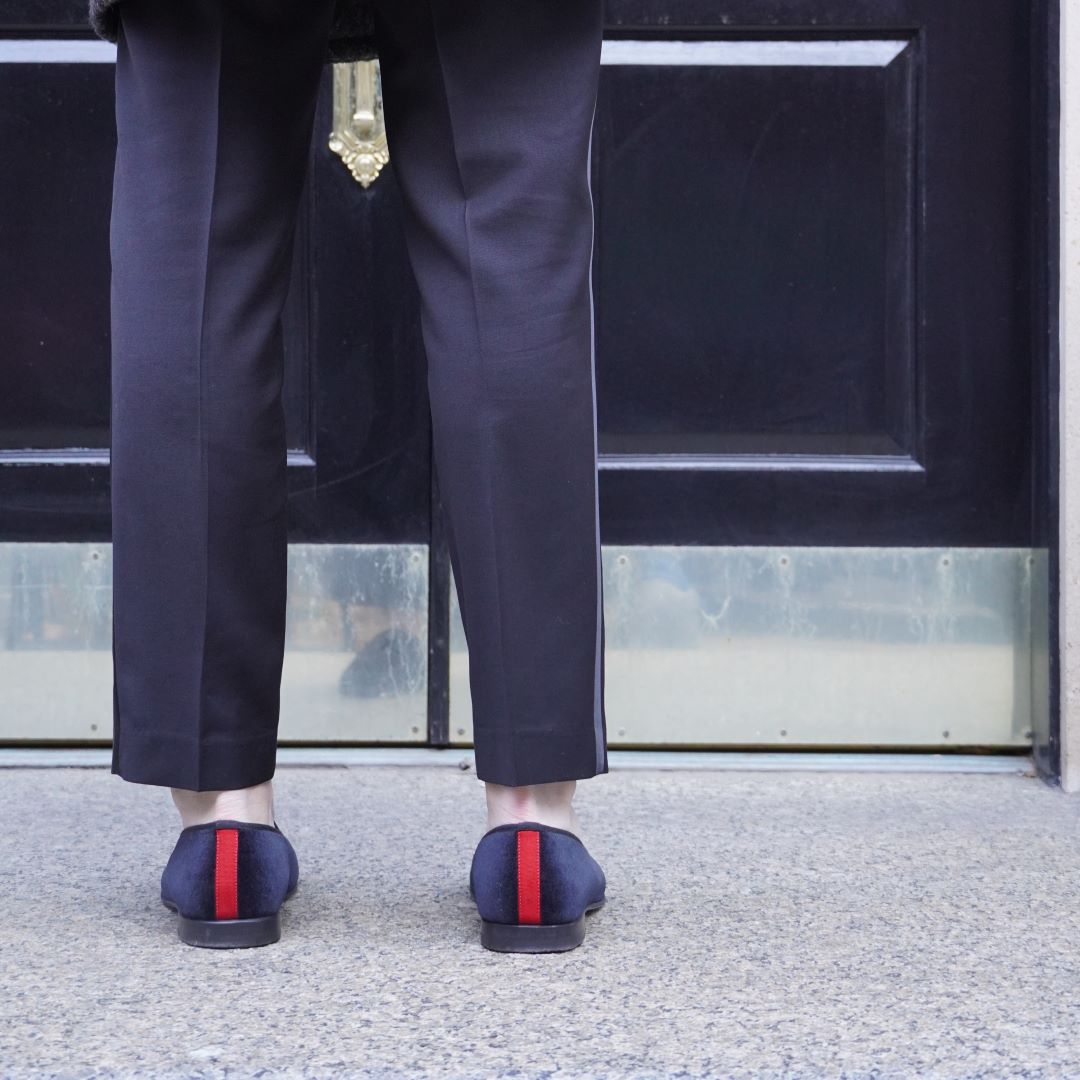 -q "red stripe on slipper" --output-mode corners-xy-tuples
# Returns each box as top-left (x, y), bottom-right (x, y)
(214, 828), (239, 921)
(517, 829), (541, 925)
